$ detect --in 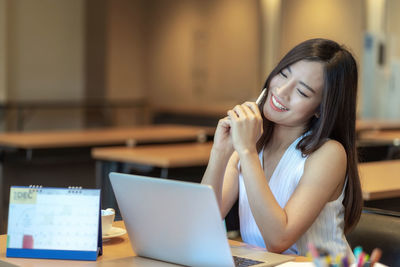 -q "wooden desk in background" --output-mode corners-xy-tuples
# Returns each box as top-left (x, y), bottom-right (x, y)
(0, 221), (306, 266)
(0, 125), (215, 233)
(359, 160), (400, 201)
(0, 125), (214, 149)
(92, 142), (213, 176)
(359, 160), (400, 212)
(358, 129), (400, 144)
(91, 142), (213, 215)
(356, 119), (400, 133)
(357, 130), (400, 162)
